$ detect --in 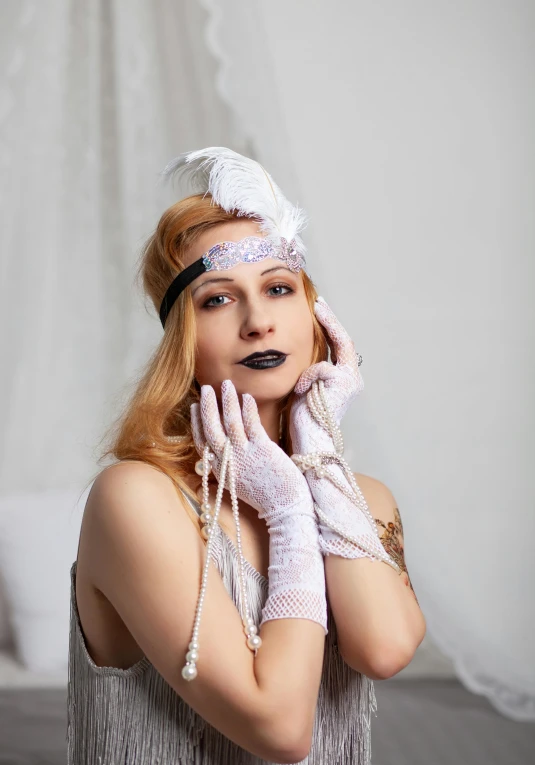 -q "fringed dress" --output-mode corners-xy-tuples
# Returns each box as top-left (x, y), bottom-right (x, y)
(67, 488), (377, 764)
